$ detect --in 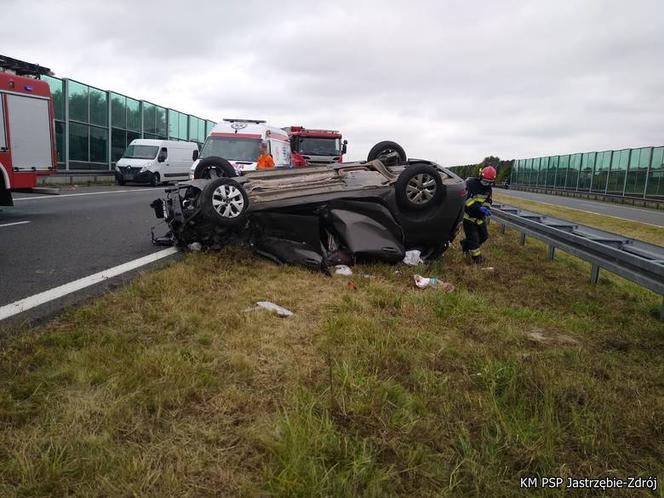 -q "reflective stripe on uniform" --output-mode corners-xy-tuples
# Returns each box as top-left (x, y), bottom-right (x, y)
(465, 195), (487, 207)
(470, 249), (481, 256)
(464, 213), (484, 224)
